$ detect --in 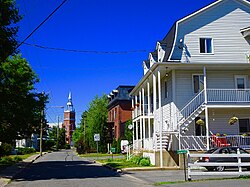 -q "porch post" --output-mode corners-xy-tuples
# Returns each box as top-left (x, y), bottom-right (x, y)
(142, 87), (146, 148)
(203, 66), (210, 150)
(153, 71), (157, 135)
(135, 95), (138, 118)
(132, 97), (134, 119)
(158, 67), (163, 168)
(139, 91), (143, 149)
(136, 120), (139, 149)
(147, 81), (151, 138)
